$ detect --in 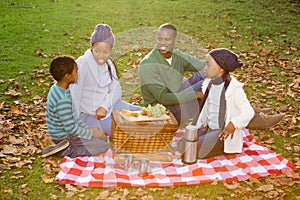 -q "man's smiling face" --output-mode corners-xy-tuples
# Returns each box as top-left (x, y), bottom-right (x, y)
(156, 28), (177, 59)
